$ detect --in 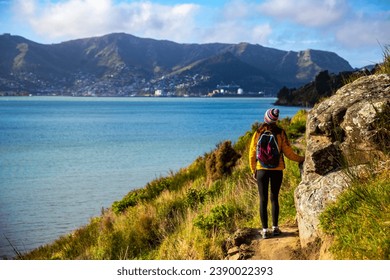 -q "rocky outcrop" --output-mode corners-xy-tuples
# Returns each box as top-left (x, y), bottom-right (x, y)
(295, 74), (390, 254)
